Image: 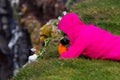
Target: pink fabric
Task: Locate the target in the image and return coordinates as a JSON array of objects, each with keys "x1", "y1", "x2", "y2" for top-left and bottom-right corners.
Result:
[{"x1": 58, "y1": 13, "x2": 120, "y2": 61}]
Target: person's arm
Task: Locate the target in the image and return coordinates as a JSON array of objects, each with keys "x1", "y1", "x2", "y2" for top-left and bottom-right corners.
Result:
[{"x1": 59, "y1": 39, "x2": 86, "y2": 59}]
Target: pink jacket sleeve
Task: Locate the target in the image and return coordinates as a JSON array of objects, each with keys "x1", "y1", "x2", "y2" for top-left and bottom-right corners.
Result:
[{"x1": 59, "y1": 38, "x2": 86, "y2": 59}]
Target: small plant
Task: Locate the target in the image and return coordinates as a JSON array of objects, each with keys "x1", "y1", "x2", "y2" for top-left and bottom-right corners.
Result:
[{"x1": 37, "y1": 38, "x2": 52, "y2": 58}]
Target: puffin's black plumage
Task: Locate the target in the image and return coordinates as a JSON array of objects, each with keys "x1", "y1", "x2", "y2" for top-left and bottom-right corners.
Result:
[{"x1": 60, "y1": 37, "x2": 70, "y2": 45}]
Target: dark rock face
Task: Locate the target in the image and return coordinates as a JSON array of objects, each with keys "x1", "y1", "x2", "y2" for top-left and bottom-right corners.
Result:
[
  {"x1": 0, "y1": 36, "x2": 13, "y2": 80},
  {"x1": 19, "y1": 0, "x2": 67, "y2": 24},
  {"x1": 0, "y1": 0, "x2": 33, "y2": 79},
  {"x1": 0, "y1": 1, "x2": 13, "y2": 80}
]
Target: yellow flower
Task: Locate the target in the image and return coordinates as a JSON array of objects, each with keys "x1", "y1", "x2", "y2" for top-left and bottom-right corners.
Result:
[{"x1": 40, "y1": 36, "x2": 46, "y2": 42}]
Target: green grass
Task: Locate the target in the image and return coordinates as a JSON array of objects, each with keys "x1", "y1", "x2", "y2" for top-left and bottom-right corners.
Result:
[
  {"x1": 13, "y1": 0, "x2": 120, "y2": 80},
  {"x1": 13, "y1": 57, "x2": 120, "y2": 80},
  {"x1": 71, "y1": 0, "x2": 120, "y2": 35}
]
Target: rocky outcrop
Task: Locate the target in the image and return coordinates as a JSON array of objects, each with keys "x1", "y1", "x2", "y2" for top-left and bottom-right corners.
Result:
[{"x1": 19, "y1": 0, "x2": 67, "y2": 24}]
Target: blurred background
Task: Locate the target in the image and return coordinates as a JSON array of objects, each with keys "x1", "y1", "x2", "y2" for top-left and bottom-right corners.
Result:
[{"x1": 0, "y1": 0, "x2": 81, "y2": 80}]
